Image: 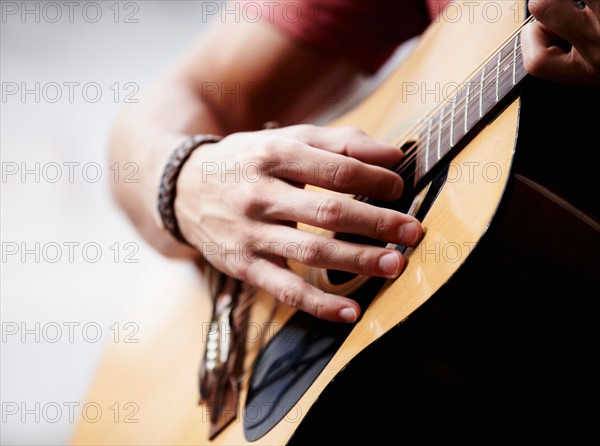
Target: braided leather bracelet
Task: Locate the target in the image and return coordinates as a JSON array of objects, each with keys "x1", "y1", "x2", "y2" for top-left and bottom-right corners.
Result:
[{"x1": 158, "y1": 134, "x2": 223, "y2": 245}]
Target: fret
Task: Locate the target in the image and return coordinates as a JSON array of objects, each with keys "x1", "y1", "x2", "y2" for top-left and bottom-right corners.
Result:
[
  {"x1": 513, "y1": 35, "x2": 527, "y2": 83},
  {"x1": 425, "y1": 118, "x2": 432, "y2": 172},
  {"x1": 479, "y1": 66, "x2": 485, "y2": 118},
  {"x1": 450, "y1": 98, "x2": 456, "y2": 147},
  {"x1": 450, "y1": 83, "x2": 466, "y2": 148},
  {"x1": 495, "y1": 52, "x2": 501, "y2": 102},
  {"x1": 512, "y1": 35, "x2": 518, "y2": 85},
  {"x1": 437, "y1": 106, "x2": 444, "y2": 161},
  {"x1": 499, "y1": 36, "x2": 517, "y2": 102},
  {"x1": 414, "y1": 31, "x2": 527, "y2": 187},
  {"x1": 416, "y1": 118, "x2": 433, "y2": 184},
  {"x1": 464, "y1": 82, "x2": 470, "y2": 134},
  {"x1": 482, "y1": 57, "x2": 499, "y2": 116},
  {"x1": 467, "y1": 79, "x2": 480, "y2": 132}
]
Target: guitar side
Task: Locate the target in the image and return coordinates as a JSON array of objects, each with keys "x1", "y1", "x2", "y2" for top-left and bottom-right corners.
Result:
[{"x1": 71, "y1": 2, "x2": 527, "y2": 444}]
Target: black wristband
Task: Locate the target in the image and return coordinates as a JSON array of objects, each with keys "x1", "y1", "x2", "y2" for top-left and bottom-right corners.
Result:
[{"x1": 158, "y1": 134, "x2": 223, "y2": 245}]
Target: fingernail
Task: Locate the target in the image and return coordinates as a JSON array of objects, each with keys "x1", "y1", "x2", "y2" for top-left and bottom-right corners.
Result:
[
  {"x1": 379, "y1": 252, "x2": 400, "y2": 277},
  {"x1": 399, "y1": 221, "x2": 420, "y2": 245},
  {"x1": 339, "y1": 307, "x2": 357, "y2": 323}
]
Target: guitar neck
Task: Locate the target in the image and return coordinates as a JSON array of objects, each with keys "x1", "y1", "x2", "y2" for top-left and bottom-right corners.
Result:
[{"x1": 414, "y1": 31, "x2": 528, "y2": 188}]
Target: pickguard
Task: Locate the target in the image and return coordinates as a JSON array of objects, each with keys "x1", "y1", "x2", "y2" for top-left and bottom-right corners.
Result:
[{"x1": 243, "y1": 168, "x2": 449, "y2": 441}]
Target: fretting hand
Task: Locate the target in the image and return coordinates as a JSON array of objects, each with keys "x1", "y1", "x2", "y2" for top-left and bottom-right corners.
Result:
[{"x1": 522, "y1": 0, "x2": 600, "y2": 89}]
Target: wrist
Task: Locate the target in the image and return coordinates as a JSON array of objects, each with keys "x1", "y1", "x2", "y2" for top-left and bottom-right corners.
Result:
[{"x1": 157, "y1": 134, "x2": 223, "y2": 246}]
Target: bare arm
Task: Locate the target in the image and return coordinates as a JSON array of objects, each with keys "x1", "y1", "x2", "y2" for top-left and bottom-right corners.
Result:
[
  {"x1": 110, "y1": 1, "x2": 599, "y2": 324},
  {"x1": 109, "y1": 17, "x2": 424, "y2": 323},
  {"x1": 110, "y1": 19, "x2": 359, "y2": 256}
]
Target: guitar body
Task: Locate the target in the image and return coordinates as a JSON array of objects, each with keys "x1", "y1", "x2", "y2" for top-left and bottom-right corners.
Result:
[{"x1": 72, "y1": 1, "x2": 599, "y2": 444}]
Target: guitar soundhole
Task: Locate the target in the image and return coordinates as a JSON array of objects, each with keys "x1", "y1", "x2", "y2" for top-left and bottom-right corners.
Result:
[
  {"x1": 243, "y1": 164, "x2": 449, "y2": 442},
  {"x1": 326, "y1": 141, "x2": 418, "y2": 286}
]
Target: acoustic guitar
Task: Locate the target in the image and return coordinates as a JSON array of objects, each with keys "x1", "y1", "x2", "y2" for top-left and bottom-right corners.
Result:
[{"x1": 72, "y1": 1, "x2": 599, "y2": 444}]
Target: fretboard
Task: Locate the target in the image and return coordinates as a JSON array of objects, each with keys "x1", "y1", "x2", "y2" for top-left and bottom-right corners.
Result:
[{"x1": 415, "y1": 32, "x2": 527, "y2": 186}]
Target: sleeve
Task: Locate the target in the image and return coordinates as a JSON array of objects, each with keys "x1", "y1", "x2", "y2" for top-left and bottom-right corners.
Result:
[{"x1": 255, "y1": 0, "x2": 435, "y2": 74}]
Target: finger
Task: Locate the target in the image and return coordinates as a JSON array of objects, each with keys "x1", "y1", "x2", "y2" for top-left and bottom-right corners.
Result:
[
  {"x1": 264, "y1": 138, "x2": 405, "y2": 201},
  {"x1": 276, "y1": 124, "x2": 404, "y2": 168},
  {"x1": 245, "y1": 258, "x2": 361, "y2": 323},
  {"x1": 528, "y1": 0, "x2": 600, "y2": 52},
  {"x1": 252, "y1": 223, "x2": 406, "y2": 279},
  {"x1": 521, "y1": 22, "x2": 595, "y2": 85},
  {"x1": 582, "y1": 0, "x2": 600, "y2": 15},
  {"x1": 265, "y1": 182, "x2": 423, "y2": 247}
]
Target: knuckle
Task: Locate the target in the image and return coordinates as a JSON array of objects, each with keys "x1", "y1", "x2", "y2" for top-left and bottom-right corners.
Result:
[
  {"x1": 297, "y1": 241, "x2": 323, "y2": 265},
  {"x1": 588, "y1": 50, "x2": 600, "y2": 72},
  {"x1": 289, "y1": 123, "x2": 315, "y2": 136},
  {"x1": 253, "y1": 138, "x2": 280, "y2": 165},
  {"x1": 256, "y1": 137, "x2": 298, "y2": 171},
  {"x1": 527, "y1": 1, "x2": 547, "y2": 20},
  {"x1": 242, "y1": 261, "x2": 264, "y2": 284},
  {"x1": 230, "y1": 262, "x2": 250, "y2": 282},
  {"x1": 328, "y1": 162, "x2": 353, "y2": 189},
  {"x1": 312, "y1": 299, "x2": 328, "y2": 320},
  {"x1": 340, "y1": 125, "x2": 365, "y2": 137},
  {"x1": 315, "y1": 198, "x2": 343, "y2": 227},
  {"x1": 373, "y1": 214, "x2": 391, "y2": 240},
  {"x1": 278, "y1": 284, "x2": 304, "y2": 309},
  {"x1": 328, "y1": 126, "x2": 369, "y2": 154},
  {"x1": 242, "y1": 229, "x2": 263, "y2": 253},
  {"x1": 352, "y1": 250, "x2": 374, "y2": 273},
  {"x1": 238, "y1": 183, "x2": 270, "y2": 217},
  {"x1": 222, "y1": 132, "x2": 248, "y2": 146},
  {"x1": 524, "y1": 55, "x2": 546, "y2": 78}
]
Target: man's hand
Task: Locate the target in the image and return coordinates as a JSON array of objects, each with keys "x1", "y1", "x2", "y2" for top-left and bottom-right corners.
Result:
[
  {"x1": 522, "y1": 0, "x2": 600, "y2": 89},
  {"x1": 175, "y1": 125, "x2": 424, "y2": 323}
]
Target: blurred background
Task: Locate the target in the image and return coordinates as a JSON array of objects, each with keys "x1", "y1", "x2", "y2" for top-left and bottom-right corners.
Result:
[
  {"x1": 1, "y1": 1, "x2": 216, "y2": 444},
  {"x1": 1, "y1": 1, "x2": 414, "y2": 444}
]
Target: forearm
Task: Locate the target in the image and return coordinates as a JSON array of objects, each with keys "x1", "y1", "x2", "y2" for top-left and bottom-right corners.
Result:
[
  {"x1": 109, "y1": 77, "x2": 225, "y2": 258},
  {"x1": 106, "y1": 17, "x2": 428, "y2": 323},
  {"x1": 109, "y1": 18, "x2": 358, "y2": 258}
]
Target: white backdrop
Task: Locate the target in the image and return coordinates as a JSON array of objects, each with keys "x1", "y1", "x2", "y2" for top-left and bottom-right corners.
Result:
[
  {"x1": 0, "y1": 1, "x2": 416, "y2": 444},
  {"x1": 0, "y1": 2, "x2": 217, "y2": 444}
]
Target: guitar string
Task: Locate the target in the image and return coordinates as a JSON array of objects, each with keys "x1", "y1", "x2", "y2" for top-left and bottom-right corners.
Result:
[
  {"x1": 351, "y1": 45, "x2": 526, "y2": 205},
  {"x1": 233, "y1": 19, "x2": 535, "y2": 348},
  {"x1": 351, "y1": 16, "x2": 535, "y2": 204},
  {"x1": 395, "y1": 17, "x2": 534, "y2": 178},
  {"x1": 206, "y1": 10, "x2": 585, "y2": 417},
  {"x1": 394, "y1": 15, "x2": 534, "y2": 154},
  {"x1": 395, "y1": 45, "x2": 526, "y2": 182}
]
